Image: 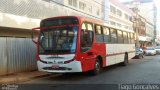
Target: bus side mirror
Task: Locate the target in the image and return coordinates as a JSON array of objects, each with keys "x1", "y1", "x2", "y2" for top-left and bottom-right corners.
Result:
[
  {"x1": 32, "y1": 28, "x2": 40, "y2": 44},
  {"x1": 32, "y1": 34, "x2": 38, "y2": 44}
]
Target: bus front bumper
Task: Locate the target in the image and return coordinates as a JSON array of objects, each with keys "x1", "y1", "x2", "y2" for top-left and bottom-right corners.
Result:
[{"x1": 37, "y1": 60, "x2": 82, "y2": 73}]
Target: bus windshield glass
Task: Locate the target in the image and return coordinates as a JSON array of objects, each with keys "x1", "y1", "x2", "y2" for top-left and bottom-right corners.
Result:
[{"x1": 39, "y1": 26, "x2": 78, "y2": 54}]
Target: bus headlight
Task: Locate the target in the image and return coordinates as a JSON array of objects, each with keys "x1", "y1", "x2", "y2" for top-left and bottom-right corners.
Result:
[{"x1": 64, "y1": 59, "x2": 74, "y2": 64}]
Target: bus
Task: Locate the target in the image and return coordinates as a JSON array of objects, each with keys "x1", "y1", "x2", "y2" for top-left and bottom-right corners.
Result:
[{"x1": 32, "y1": 16, "x2": 135, "y2": 75}]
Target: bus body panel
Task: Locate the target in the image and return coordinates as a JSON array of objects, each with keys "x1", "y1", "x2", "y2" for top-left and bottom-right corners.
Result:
[
  {"x1": 106, "y1": 44, "x2": 135, "y2": 66},
  {"x1": 75, "y1": 43, "x2": 106, "y2": 72}
]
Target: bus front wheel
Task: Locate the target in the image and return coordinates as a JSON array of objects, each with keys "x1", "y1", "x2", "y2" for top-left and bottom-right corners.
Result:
[{"x1": 92, "y1": 58, "x2": 101, "y2": 75}]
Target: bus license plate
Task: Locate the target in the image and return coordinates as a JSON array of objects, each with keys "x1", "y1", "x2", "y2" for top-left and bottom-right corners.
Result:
[{"x1": 51, "y1": 65, "x2": 59, "y2": 69}]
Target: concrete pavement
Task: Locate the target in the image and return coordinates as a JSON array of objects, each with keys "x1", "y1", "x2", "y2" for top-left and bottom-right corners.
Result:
[{"x1": 0, "y1": 71, "x2": 51, "y2": 84}]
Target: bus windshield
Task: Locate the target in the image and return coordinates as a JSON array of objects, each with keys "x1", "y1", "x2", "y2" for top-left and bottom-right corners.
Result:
[{"x1": 39, "y1": 26, "x2": 78, "y2": 54}]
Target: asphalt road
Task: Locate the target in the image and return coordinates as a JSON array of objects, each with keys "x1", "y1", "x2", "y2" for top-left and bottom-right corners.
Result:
[{"x1": 19, "y1": 55, "x2": 160, "y2": 90}]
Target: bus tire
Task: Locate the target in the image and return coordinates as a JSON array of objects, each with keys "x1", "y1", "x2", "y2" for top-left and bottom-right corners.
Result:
[
  {"x1": 121, "y1": 53, "x2": 128, "y2": 66},
  {"x1": 92, "y1": 58, "x2": 101, "y2": 75}
]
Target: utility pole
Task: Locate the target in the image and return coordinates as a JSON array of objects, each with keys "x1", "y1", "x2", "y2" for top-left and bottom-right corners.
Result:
[
  {"x1": 153, "y1": 4, "x2": 157, "y2": 46},
  {"x1": 132, "y1": 2, "x2": 140, "y2": 48},
  {"x1": 135, "y1": 12, "x2": 139, "y2": 47}
]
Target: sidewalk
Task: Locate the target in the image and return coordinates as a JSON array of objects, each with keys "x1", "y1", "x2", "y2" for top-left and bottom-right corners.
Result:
[{"x1": 0, "y1": 71, "x2": 51, "y2": 84}]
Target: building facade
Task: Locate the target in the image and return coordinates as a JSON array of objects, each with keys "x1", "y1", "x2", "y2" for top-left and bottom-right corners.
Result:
[
  {"x1": 108, "y1": 0, "x2": 134, "y2": 33},
  {"x1": 0, "y1": 0, "x2": 107, "y2": 33},
  {"x1": 124, "y1": 0, "x2": 155, "y2": 47}
]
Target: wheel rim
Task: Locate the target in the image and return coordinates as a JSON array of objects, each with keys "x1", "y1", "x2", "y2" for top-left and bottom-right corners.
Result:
[{"x1": 95, "y1": 61, "x2": 100, "y2": 72}]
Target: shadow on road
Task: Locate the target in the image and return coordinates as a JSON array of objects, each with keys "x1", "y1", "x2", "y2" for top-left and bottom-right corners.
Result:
[{"x1": 44, "y1": 64, "x2": 122, "y2": 82}]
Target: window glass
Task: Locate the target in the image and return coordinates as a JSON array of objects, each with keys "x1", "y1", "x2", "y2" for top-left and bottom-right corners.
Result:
[
  {"x1": 110, "y1": 5, "x2": 116, "y2": 14},
  {"x1": 131, "y1": 33, "x2": 133, "y2": 38},
  {"x1": 68, "y1": 0, "x2": 77, "y2": 7},
  {"x1": 128, "y1": 33, "x2": 131, "y2": 44},
  {"x1": 110, "y1": 29, "x2": 117, "y2": 43},
  {"x1": 88, "y1": 5, "x2": 92, "y2": 13},
  {"x1": 73, "y1": 0, "x2": 77, "y2": 7},
  {"x1": 79, "y1": 1, "x2": 86, "y2": 10},
  {"x1": 80, "y1": 23, "x2": 93, "y2": 52},
  {"x1": 87, "y1": 23, "x2": 93, "y2": 31},
  {"x1": 123, "y1": 32, "x2": 128, "y2": 44},
  {"x1": 103, "y1": 27, "x2": 110, "y2": 35},
  {"x1": 68, "y1": 0, "x2": 72, "y2": 6},
  {"x1": 82, "y1": 23, "x2": 86, "y2": 29},
  {"x1": 131, "y1": 33, "x2": 135, "y2": 44},
  {"x1": 97, "y1": 9, "x2": 100, "y2": 16},
  {"x1": 117, "y1": 9, "x2": 122, "y2": 17},
  {"x1": 39, "y1": 27, "x2": 78, "y2": 54},
  {"x1": 95, "y1": 25, "x2": 103, "y2": 42},
  {"x1": 95, "y1": 25, "x2": 102, "y2": 34},
  {"x1": 117, "y1": 30, "x2": 123, "y2": 43},
  {"x1": 103, "y1": 27, "x2": 110, "y2": 43}
]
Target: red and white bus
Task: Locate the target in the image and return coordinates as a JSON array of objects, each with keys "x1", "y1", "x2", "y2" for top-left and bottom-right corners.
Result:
[{"x1": 32, "y1": 16, "x2": 135, "y2": 75}]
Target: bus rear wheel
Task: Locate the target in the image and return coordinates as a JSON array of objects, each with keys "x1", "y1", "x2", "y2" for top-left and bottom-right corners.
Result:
[
  {"x1": 92, "y1": 58, "x2": 101, "y2": 75},
  {"x1": 121, "y1": 53, "x2": 128, "y2": 66}
]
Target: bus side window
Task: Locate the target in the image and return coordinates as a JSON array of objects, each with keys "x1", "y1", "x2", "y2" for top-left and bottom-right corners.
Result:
[
  {"x1": 131, "y1": 33, "x2": 135, "y2": 44},
  {"x1": 128, "y1": 33, "x2": 131, "y2": 44},
  {"x1": 103, "y1": 27, "x2": 110, "y2": 43},
  {"x1": 81, "y1": 23, "x2": 86, "y2": 47},
  {"x1": 80, "y1": 23, "x2": 93, "y2": 52},
  {"x1": 110, "y1": 29, "x2": 117, "y2": 43},
  {"x1": 133, "y1": 34, "x2": 135, "y2": 43},
  {"x1": 86, "y1": 23, "x2": 93, "y2": 46},
  {"x1": 123, "y1": 32, "x2": 128, "y2": 44},
  {"x1": 117, "y1": 30, "x2": 123, "y2": 44},
  {"x1": 95, "y1": 25, "x2": 103, "y2": 43}
]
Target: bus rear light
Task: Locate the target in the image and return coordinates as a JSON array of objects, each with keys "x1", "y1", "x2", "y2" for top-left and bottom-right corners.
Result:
[{"x1": 64, "y1": 59, "x2": 74, "y2": 64}]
